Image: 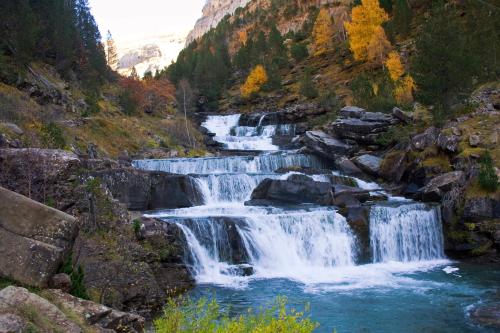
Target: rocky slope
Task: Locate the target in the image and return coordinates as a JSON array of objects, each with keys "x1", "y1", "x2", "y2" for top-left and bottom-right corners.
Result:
[{"x1": 186, "y1": 0, "x2": 252, "y2": 44}]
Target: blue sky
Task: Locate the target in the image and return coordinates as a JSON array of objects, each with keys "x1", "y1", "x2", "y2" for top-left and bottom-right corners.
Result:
[{"x1": 89, "y1": 0, "x2": 206, "y2": 40}]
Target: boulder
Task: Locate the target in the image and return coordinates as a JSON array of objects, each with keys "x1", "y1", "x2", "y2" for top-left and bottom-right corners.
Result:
[
  {"x1": 0, "y1": 122, "x2": 24, "y2": 135},
  {"x1": 411, "y1": 127, "x2": 439, "y2": 151},
  {"x1": 94, "y1": 168, "x2": 204, "y2": 210},
  {"x1": 44, "y1": 289, "x2": 145, "y2": 332},
  {"x1": 437, "y1": 132, "x2": 460, "y2": 153},
  {"x1": 352, "y1": 154, "x2": 382, "y2": 176},
  {"x1": 0, "y1": 286, "x2": 82, "y2": 333},
  {"x1": 0, "y1": 187, "x2": 78, "y2": 288},
  {"x1": 469, "y1": 134, "x2": 481, "y2": 147},
  {"x1": 418, "y1": 171, "x2": 465, "y2": 202},
  {"x1": 379, "y1": 149, "x2": 409, "y2": 182},
  {"x1": 341, "y1": 206, "x2": 371, "y2": 263},
  {"x1": 301, "y1": 131, "x2": 356, "y2": 160},
  {"x1": 336, "y1": 157, "x2": 367, "y2": 178},
  {"x1": 392, "y1": 107, "x2": 413, "y2": 123},
  {"x1": 339, "y1": 106, "x2": 366, "y2": 119},
  {"x1": 248, "y1": 175, "x2": 334, "y2": 205}
]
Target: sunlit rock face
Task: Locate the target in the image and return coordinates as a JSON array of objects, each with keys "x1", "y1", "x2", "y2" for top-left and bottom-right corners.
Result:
[{"x1": 186, "y1": 0, "x2": 252, "y2": 44}]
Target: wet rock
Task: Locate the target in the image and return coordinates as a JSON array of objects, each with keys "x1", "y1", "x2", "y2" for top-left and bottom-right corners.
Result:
[
  {"x1": 0, "y1": 187, "x2": 78, "y2": 288},
  {"x1": 341, "y1": 206, "x2": 371, "y2": 263},
  {"x1": 379, "y1": 149, "x2": 409, "y2": 183},
  {"x1": 352, "y1": 154, "x2": 382, "y2": 176},
  {"x1": 274, "y1": 166, "x2": 332, "y2": 175},
  {"x1": 411, "y1": 127, "x2": 439, "y2": 151},
  {"x1": 336, "y1": 157, "x2": 367, "y2": 178},
  {"x1": 249, "y1": 175, "x2": 334, "y2": 205},
  {"x1": 301, "y1": 130, "x2": 357, "y2": 160},
  {"x1": 94, "y1": 168, "x2": 204, "y2": 210},
  {"x1": 470, "y1": 303, "x2": 500, "y2": 329},
  {"x1": 418, "y1": 171, "x2": 465, "y2": 202},
  {"x1": 49, "y1": 273, "x2": 72, "y2": 293},
  {"x1": 333, "y1": 185, "x2": 372, "y2": 204}
]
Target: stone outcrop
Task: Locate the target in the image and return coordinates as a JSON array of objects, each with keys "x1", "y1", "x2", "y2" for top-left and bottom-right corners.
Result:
[
  {"x1": 418, "y1": 171, "x2": 465, "y2": 202},
  {"x1": 186, "y1": 0, "x2": 252, "y2": 44},
  {"x1": 247, "y1": 174, "x2": 334, "y2": 206},
  {"x1": 94, "y1": 168, "x2": 204, "y2": 210},
  {"x1": 301, "y1": 130, "x2": 357, "y2": 160},
  {"x1": 0, "y1": 286, "x2": 145, "y2": 332},
  {"x1": 352, "y1": 154, "x2": 383, "y2": 176},
  {"x1": 0, "y1": 187, "x2": 78, "y2": 288}
]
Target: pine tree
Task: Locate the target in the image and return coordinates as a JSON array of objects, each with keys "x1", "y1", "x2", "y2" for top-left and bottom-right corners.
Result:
[
  {"x1": 345, "y1": 0, "x2": 389, "y2": 61},
  {"x1": 241, "y1": 65, "x2": 268, "y2": 98},
  {"x1": 393, "y1": 0, "x2": 412, "y2": 37},
  {"x1": 300, "y1": 68, "x2": 318, "y2": 99},
  {"x1": 106, "y1": 30, "x2": 118, "y2": 70},
  {"x1": 311, "y1": 8, "x2": 334, "y2": 56},
  {"x1": 130, "y1": 67, "x2": 138, "y2": 79}
]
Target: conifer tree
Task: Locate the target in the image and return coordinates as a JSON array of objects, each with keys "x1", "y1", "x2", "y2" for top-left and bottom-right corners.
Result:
[
  {"x1": 311, "y1": 8, "x2": 334, "y2": 56},
  {"x1": 106, "y1": 30, "x2": 118, "y2": 70},
  {"x1": 300, "y1": 68, "x2": 318, "y2": 99},
  {"x1": 345, "y1": 0, "x2": 389, "y2": 61},
  {"x1": 130, "y1": 67, "x2": 138, "y2": 79},
  {"x1": 393, "y1": 0, "x2": 412, "y2": 37}
]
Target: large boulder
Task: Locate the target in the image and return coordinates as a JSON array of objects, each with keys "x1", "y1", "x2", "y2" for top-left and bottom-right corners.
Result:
[
  {"x1": 94, "y1": 168, "x2": 204, "y2": 210},
  {"x1": 352, "y1": 154, "x2": 383, "y2": 176},
  {"x1": 411, "y1": 127, "x2": 439, "y2": 151},
  {"x1": 301, "y1": 130, "x2": 356, "y2": 160},
  {"x1": 0, "y1": 187, "x2": 78, "y2": 288},
  {"x1": 248, "y1": 174, "x2": 334, "y2": 206},
  {"x1": 418, "y1": 171, "x2": 465, "y2": 202},
  {"x1": 463, "y1": 195, "x2": 500, "y2": 221},
  {"x1": 340, "y1": 206, "x2": 371, "y2": 263},
  {"x1": 330, "y1": 118, "x2": 388, "y2": 144}
]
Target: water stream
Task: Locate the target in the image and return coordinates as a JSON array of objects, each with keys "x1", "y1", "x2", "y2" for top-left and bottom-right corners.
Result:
[{"x1": 134, "y1": 114, "x2": 498, "y2": 332}]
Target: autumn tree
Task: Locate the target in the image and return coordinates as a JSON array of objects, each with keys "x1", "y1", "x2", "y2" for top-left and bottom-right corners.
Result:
[
  {"x1": 386, "y1": 51, "x2": 414, "y2": 104},
  {"x1": 385, "y1": 51, "x2": 404, "y2": 81},
  {"x1": 240, "y1": 65, "x2": 268, "y2": 98},
  {"x1": 367, "y1": 26, "x2": 392, "y2": 66},
  {"x1": 106, "y1": 30, "x2": 118, "y2": 70},
  {"x1": 311, "y1": 8, "x2": 334, "y2": 56},
  {"x1": 345, "y1": 0, "x2": 389, "y2": 61}
]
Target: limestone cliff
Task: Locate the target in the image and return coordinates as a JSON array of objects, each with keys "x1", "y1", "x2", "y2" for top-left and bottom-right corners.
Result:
[{"x1": 186, "y1": 0, "x2": 252, "y2": 44}]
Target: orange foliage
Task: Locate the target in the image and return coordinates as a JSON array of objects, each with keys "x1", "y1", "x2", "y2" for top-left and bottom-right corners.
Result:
[
  {"x1": 394, "y1": 75, "x2": 415, "y2": 104},
  {"x1": 240, "y1": 65, "x2": 268, "y2": 98},
  {"x1": 238, "y1": 30, "x2": 248, "y2": 46},
  {"x1": 386, "y1": 51, "x2": 405, "y2": 81},
  {"x1": 367, "y1": 26, "x2": 392, "y2": 66},
  {"x1": 311, "y1": 8, "x2": 334, "y2": 56},
  {"x1": 119, "y1": 76, "x2": 175, "y2": 113}
]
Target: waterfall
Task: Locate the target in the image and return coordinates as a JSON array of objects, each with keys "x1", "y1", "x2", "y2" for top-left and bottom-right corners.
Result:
[
  {"x1": 137, "y1": 114, "x2": 447, "y2": 287},
  {"x1": 370, "y1": 203, "x2": 445, "y2": 263}
]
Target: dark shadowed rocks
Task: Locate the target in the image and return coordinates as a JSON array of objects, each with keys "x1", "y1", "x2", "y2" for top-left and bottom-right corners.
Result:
[
  {"x1": 301, "y1": 130, "x2": 357, "y2": 160},
  {"x1": 418, "y1": 171, "x2": 465, "y2": 202}
]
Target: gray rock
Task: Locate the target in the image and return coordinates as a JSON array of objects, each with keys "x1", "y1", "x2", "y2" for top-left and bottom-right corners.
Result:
[
  {"x1": 418, "y1": 171, "x2": 465, "y2": 202},
  {"x1": 437, "y1": 132, "x2": 460, "y2": 153},
  {"x1": 469, "y1": 134, "x2": 481, "y2": 147},
  {"x1": 411, "y1": 127, "x2": 439, "y2": 151},
  {"x1": 0, "y1": 122, "x2": 24, "y2": 135},
  {"x1": 0, "y1": 187, "x2": 78, "y2": 288},
  {"x1": 463, "y1": 196, "x2": 500, "y2": 221},
  {"x1": 249, "y1": 175, "x2": 334, "y2": 205},
  {"x1": 301, "y1": 131, "x2": 357, "y2": 160},
  {"x1": 352, "y1": 154, "x2": 382, "y2": 176},
  {"x1": 336, "y1": 157, "x2": 367, "y2": 178},
  {"x1": 339, "y1": 106, "x2": 366, "y2": 119},
  {"x1": 392, "y1": 107, "x2": 413, "y2": 123}
]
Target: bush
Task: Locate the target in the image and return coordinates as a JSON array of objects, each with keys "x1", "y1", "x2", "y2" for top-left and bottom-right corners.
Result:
[
  {"x1": 300, "y1": 68, "x2": 318, "y2": 99},
  {"x1": 318, "y1": 89, "x2": 340, "y2": 111},
  {"x1": 154, "y1": 296, "x2": 319, "y2": 333},
  {"x1": 41, "y1": 122, "x2": 66, "y2": 149},
  {"x1": 59, "y1": 254, "x2": 89, "y2": 300},
  {"x1": 478, "y1": 151, "x2": 499, "y2": 192}
]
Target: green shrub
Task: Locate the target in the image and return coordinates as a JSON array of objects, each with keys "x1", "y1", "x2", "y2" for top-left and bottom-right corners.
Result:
[
  {"x1": 291, "y1": 43, "x2": 309, "y2": 62},
  {"x1": 318, "y1": 89, "x2": 340, "y2": 112},
  {"x1": 59, "y1": 254, "x2": 89, "y2": 300},
  {"x1": 300, "y1": 68, "x2": 318, "y2": 99},
  {"x1": 154, "y1": 296, "x2": 319, "y2": 333},
  {"x1": 478, "y1": 151, "x2": 499, "y2": 192},
  {"x1": 133, "y1": 219, "x2": 141, "y2": 235},
  {"x1": 41, "y1": 122, "x2": 66, "y2": 149}
]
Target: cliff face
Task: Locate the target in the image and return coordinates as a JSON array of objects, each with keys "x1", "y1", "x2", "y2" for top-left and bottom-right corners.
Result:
[{"x1": 186, "y1": 0, "x2": 252, "y2": 44}]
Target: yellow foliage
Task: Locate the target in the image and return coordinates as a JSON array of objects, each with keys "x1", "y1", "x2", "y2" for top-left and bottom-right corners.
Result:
[
  {"x1": 238, "y1": 30, "x2": 248, "y2": 45},
  {"x1": 240, "y1": 65, "x2": 268, "y2": 98},
  {"x1": 367, "y1": 26, "x2": 392, "y2": 65},
  {"x1": 386, "y1": 51, "x2": 405, "y2": 81},
  {"x1": 394, "y1": 75, "x2": 416, "y2": 104},
  {"x1": 344, "y1": 0, "x2": 389, "y2": 61},
  {"x1": 311, "y1": 8, "x2": 334, "y2": 56}
]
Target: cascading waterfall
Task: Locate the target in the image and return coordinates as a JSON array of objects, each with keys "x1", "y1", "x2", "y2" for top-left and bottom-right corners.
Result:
[
  {"x1": 370, "y1": 203, "x2": 445, "y2": 262},
  {"x1": 137, "y1": 113, "x2": 447, "y2": 287}
]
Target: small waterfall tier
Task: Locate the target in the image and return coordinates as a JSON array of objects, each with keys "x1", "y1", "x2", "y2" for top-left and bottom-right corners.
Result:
[
  {"x1": 201, "y1": 114, "x2": 297, "y2": 151},
  {"x1": 370, "y1": 203, "x2": 445, "y2": 263},
  {"x1": 135, "y1": 114, "x2": 447, "y2": 287}
]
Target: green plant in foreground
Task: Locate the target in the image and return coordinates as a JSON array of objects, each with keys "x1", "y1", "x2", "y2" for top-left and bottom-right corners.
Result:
[
  {"x1": 154, "y1": 296, "x2": 319, "y2": 333},
  {"x1": 478, "y1": 151, "x2": 499, "y2": 192}
]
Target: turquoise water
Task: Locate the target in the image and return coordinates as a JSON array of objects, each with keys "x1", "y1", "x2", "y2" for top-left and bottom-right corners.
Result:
[{"x1": 188, "y1": 262, "x2": 500, "y2": 333}]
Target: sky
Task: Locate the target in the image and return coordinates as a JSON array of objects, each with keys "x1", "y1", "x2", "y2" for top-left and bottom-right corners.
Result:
[{"x1": 88, "y1": 0, "x2": 206, "y2": 42}]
